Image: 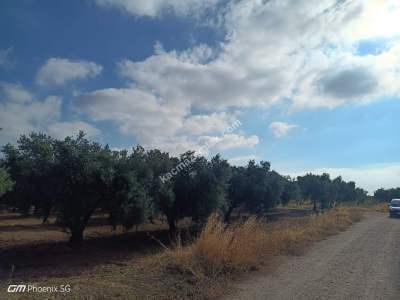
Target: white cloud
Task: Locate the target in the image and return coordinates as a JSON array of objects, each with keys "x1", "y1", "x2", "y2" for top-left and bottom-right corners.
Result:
[
  {"x1": 95, "y1": 0, "x2": 221, "y2": 18},
  {"x1": 281, "y1": 163, "x2": 400, "y2": 195},
  {"x1": 74, "y1": 87, "x2": 257, "y2": 155},
  {"x1": 115, "y1": 1, "x2": 400, "y2": 112},
  {"x1": 75, "y1": 88, "x2": 188, "y2": 146},
  {"x1": 36, "y1": 58, "x2": 103, "y2": 86},
  {"x1": 0, "y1": 93, "x2": 62, "y2": 145},
  {"x1": 0, "y1": 82, "x2": 32, "y2": 103},
  {"x1": 117, "y1": 44, "x2": 286, "y2": 110},
  {"x1": 269, "y1": 122, "x2": 298, "y2": 138},
  {"x1": 47, "y1": 121, "x2": 101, "y2": 139},
  {"x1": 179, "y1": 112, "x2": 237, "y2": 136},
  {"x1": 291, "y1": 44, "x2": 400, "y2": 109},
  {"x1": 341, "y1": 0, "x2": 400, "y2": 41},
  {"x1": 0, "y1": 82, "x2": 102, "y2": 146},
  {"x1": 200, "y1": 133, "x2": 259, "y2": 151}
]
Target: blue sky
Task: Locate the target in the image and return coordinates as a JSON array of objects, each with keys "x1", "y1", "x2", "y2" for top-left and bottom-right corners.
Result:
[{"x1": 1, "y1": 0, "x2": 400, "y2": 193}]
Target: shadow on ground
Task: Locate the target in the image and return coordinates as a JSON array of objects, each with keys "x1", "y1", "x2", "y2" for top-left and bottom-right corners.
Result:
[{"x1": 0, "y1": 228, "x2": 171, "y2": 281}]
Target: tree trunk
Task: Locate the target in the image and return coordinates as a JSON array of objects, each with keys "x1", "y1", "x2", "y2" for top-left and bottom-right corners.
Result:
[
  {"x1": 42, "y1": 208, "x2": 50, "y2": 224},
  {"x1": 42, "y1": 214, "x2": 48, "y2": 224},
  {"x1": 69, "y1": 229, "x2": 84, "y2": 248},
  {"x1": 167, "y1": 214, "x2": 177, "y2": 235},
  {"x1": 224, "y1": 206, "x2": 234, "y2": 223}
]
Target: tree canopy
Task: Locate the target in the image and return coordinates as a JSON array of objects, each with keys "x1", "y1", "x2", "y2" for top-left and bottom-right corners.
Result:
[{"x1": 374, "y1": 188, "x2": 400, "y2": 203}]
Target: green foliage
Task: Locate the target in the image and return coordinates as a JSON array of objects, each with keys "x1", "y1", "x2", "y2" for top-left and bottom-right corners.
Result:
[
  {"x1": 281, "y1": 177, "x2": 301, "y2": 205},
  {"x1": 0, "y1": 167, "x2": 13, "y2": 197},
  {"x1": 164, "y1": 152, "x2": 231, "y2": 231},
  {"x1": 1, "y1": 133, "x2": 56, "y2": 219},
  {"x1": 374, "y1": 188, "x2": 400, "y2": 202},
  {"x1": 226, "y1": 160, "x2": 284, "y2": 221},
  {"x1": 297, "y1": 173, "x2": 368, "y2": 210},
  {"x1": 107, "y1": 150, "x2": 151, "y2": 230},
  {"x1": 1, "y1": 132, "x2": 152, "y2": 246},
  {"x1": 188, "y1": 154, "x2": 230, "y2": 223},
  {"x1": 52, "y1": 132, "x2": 115, "y2": 245}
]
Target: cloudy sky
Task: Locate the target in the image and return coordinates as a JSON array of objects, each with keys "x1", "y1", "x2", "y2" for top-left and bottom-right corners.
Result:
[{"x1": 1, "y1": 0, "x2": 400, "y2": 193}]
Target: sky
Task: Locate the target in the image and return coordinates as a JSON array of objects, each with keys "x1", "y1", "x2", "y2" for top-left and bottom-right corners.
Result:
[{"x1": 1, "y1": 0, "x2": 400, "y2": 193}]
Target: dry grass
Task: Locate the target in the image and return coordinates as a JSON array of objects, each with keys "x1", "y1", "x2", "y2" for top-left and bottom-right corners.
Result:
[
  {"x1": 283, "y1": 201, "x2": 314, "y2": 209},
  {"x1": 164, "y1": 206, "x2": 364, "y2": 282},
  {"x1": 370, "y1": 202, "x2": 389, "y2": 213},
  {"x1": 0, "y1": 207, "x2": 365, "y2": 300},
  {"x1": 164, "y1": 216, "x2": 272, "y2": 278}
]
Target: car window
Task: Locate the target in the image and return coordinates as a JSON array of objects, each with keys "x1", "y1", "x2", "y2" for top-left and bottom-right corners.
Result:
[{"x1": 391, "y1": 200, "x2": 400, "y2": 207}]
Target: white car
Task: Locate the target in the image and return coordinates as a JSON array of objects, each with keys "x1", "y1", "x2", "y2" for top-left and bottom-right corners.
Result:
[{"x1": 389, "y1": 199, "x2": 400, "y2": 218}]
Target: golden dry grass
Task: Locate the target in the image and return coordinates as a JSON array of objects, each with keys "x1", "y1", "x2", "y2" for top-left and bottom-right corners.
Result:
[
  {"x1": 0, "y1": 207, "x2": 365, "y2": 300},
  {"x1": 370, "y1": 202, "x2": 389, "y2": 213},
  {"x1": 283, "y1": 201, "x2": 314, "y2": 209},
  {"x1": 164, "y1": 207, "x2": 364, "y2": 281},
  {"x1": 164, "y1": 216, "x2": 272, "y2": 278}
]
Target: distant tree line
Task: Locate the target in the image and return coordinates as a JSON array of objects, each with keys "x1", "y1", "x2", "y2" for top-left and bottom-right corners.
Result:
[
  {"x1": 374, "y1": 188, "x2": 400, "y2": 203},
  {"x1": 297, "y1": 173, "x2": 368, "y2": 211},
  {"x1": 0, "y1": 132, "x2": 369, "y2": 247}
]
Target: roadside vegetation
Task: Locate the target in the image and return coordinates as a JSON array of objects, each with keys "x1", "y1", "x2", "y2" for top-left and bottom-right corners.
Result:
[
  {"x1": 370, "y1": 202, "x2": 389, "y2": 213},
  {"x1": 160, "y1": 207, "x2": 365, "y2": 297},
  {"x1": 173, "y1": 207, "x2": 364, "y2": 274}
]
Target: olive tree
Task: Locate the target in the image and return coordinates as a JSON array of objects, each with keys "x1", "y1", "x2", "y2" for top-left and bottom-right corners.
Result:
[
  {"x1": 106, "y1": 150, "x2": 151, "y2": 231},
  {"x1": 1, "y1": 133, "x2": 56, "y2": 220},
  {"x1": 225, "y1": 160, "x2": 284, "y2": 221},
  {"x1": 52, "y1": 132, "x2": 115, "y2": 246}
]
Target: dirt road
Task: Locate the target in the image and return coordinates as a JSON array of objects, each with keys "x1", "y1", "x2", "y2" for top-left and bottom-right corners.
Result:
[{"x1": 228, "y1": 213, "x2": 400, "y2": 300}]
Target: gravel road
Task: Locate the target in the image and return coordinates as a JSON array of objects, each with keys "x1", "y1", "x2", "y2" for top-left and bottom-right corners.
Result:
[{"x1": 227, "y1": 213, "x2": 400, "y2": 300}]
